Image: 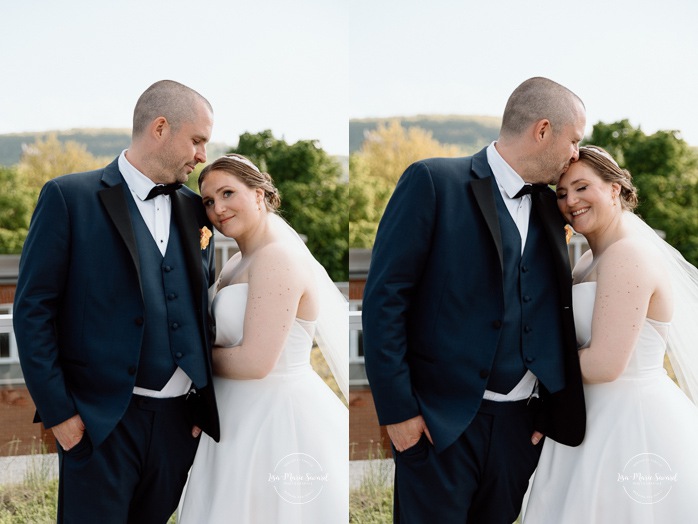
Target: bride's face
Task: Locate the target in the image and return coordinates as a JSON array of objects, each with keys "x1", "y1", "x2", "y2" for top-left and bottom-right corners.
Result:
[
  {"x1": 556, "y1": 161, "x2": 620, "y2": 235},
  {"x1": 200, "y1": 170, "x2": 264, "y2": 238}
]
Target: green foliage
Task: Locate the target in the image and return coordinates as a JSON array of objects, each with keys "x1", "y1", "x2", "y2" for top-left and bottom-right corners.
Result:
[
  {"x1": 348, "y1": 154, "x2": 393, "y2": 249},
  {"x1": 590, "y1": 120, "x2": 698, "y2": 264},
  {"x1": 18, "y1": 134, "x2": 107, "y2": 198},
  {"x1": 0, "y1": 478, "x2": 58, "y2": 524},
  {"x1": 0, "y1": 134, "x2": 107, "y2": 253},
  {"x1": 231, "y1": 130, "x2": 348, "y2": 281},
  {"x1": 349, "y1": 121, "x2": 462, "y2": 248},
  {"x1": 0, "y1": 166, "x2": 32, "y2": 254}
]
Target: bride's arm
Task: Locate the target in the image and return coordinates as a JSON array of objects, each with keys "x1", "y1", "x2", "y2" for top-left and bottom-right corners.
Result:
[
  {"x1": 212, "y1": 244, "x2": 308, "y2": 380},
  {"x1": 579, "y1": 239, "x2": 656, "y2": 383}
]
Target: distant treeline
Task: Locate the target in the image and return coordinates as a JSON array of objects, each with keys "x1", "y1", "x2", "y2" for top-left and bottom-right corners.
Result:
[
  {"x1": 0, "y1": 129, "x2": 235, "y2": 167},
  {"x1": 349, "y1": 115, "x2": 501, "y2": 153},
  {"x1": 0, "y1": 129, "x2": 132, "y2": 166}
]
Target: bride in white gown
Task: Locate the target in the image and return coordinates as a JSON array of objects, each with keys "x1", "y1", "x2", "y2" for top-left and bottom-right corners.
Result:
[
  {"x1": 178, "y1": 154, "x2": 349, "y2": 523},
  {"x1": 523, "y1": 146, "x2": 698, "y2": 522}
]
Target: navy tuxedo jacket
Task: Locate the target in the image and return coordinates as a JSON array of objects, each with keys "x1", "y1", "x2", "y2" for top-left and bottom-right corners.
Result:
[
  {"x1": 363, "y1": 148, "x2": 585, "y2": 453},
  {"x1": 14, "y1": 158, "x2": 220, "y2": 448}
]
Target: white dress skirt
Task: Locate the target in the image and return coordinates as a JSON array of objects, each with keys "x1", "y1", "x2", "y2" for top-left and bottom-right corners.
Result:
[
  {"x1": 523, "y1": 282, "x2": 698, "y2": 523},
  {"x1": 178, "y1": 284, "x2": 348, "y2": 523}
]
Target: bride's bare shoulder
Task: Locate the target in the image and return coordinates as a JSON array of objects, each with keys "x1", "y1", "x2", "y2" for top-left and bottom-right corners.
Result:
[
  {"x1": 599, "y1": 236, "x2": 666, "y2": 283},
  {"x1": 250, "y1": 241, "x2": 312, "y2": 280}
]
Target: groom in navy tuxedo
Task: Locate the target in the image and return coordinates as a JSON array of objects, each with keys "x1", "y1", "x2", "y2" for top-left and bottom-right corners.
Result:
[
  {"x1": 14, "y1": 80, "x2": 219, "y2": 523},
  {"x1": 363, "y1": 77, "x2": 587, "y2": 523}
]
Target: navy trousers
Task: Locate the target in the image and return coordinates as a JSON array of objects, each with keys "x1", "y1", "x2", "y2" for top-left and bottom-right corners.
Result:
[
  {"x1": 57, "y1": 395, "x2": 199, "y2": 524},
  {"x1": 393, "y1": 399, "x2": 542, "y2": 523}
]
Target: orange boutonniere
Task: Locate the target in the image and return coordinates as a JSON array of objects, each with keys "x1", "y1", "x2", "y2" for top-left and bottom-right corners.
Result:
[
  {"x1": 200, "y1": 226, "x2": 212, "y2": 250},
  {"x1": 564, "y1": 224, "x2": 574, "y2": 244}
]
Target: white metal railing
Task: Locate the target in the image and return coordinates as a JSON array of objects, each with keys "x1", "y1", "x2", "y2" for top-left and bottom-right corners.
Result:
[
  {"x1": 349, "y1": 309, "x2": 368, "y2": 386},
  {"x1": 349, "y1": 310, "x2": 362, "y2": 332},
  {"x1": 0, "y1": 314, "x2": 22, "y2": 385}
]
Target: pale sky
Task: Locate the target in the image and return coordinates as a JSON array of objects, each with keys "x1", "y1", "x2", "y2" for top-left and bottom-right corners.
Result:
[
  {"x1": 2, "y1": 0, "x2": 697, "y2": 157},
  {"x1": 351, "y1": 0, "x2": 698, "y2": 146},
  {"x1": 0, "y1": 0, "x2": 348, "y2": 155}
]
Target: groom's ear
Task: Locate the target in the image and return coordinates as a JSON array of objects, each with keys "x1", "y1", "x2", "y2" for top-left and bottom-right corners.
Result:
[{"x1": 534, "y1": 119, "x2": 552, "y2": 142}]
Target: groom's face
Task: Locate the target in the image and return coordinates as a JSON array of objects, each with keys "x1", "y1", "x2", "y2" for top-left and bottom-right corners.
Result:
[{"x1": 157, "y1": 100, "x2": 214, "y2": 184}]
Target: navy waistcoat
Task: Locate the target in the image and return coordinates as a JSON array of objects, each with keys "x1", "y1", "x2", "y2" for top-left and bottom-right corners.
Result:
[
  {"x1": 487, "y1": 189, "x2": 566, "y2": 394},
  {"x1": 125, "y1": 191, "x2": 208, "y2": 390}
]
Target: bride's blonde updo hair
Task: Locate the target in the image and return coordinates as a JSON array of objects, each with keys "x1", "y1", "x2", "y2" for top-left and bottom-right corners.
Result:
[
  {"x1": 198, "y1": 153, "x2": 281, "y2": 212},
  {"x1": 578, "y1": 146, "x2": 639, "y2": 211}
]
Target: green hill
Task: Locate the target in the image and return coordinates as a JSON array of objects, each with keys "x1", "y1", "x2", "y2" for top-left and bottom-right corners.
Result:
[
  {"x1": 0, "y1": 129, "x2": 237, "y2": 167},
  {"x1": 350, "y1": 114, "x2": 501, "y2": 153},
  {"x1": 0, "y1": 129, "x2": 348, "y2": 180},
  {"x1": 0, "y1": 129, "x2": 134, "y2": 166}
]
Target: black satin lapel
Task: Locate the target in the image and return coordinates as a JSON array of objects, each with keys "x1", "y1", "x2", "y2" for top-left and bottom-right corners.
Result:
[
  {"x1": 171, "y1": 192, "x2": 204, "y2": 308},
  {"x1": 99, "y1": 185, "x2": 141, "y2": 281},
  {"x1": 471, "y1": 177, "x2": 503, "y2": 270},
  {"x1": 533, "y1": 191, "x2": 572, "y2": 292}
]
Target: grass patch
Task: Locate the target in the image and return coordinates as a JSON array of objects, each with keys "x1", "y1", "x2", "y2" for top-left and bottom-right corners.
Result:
[
  {"x1": 0, "y1": 449, "x2": 58, "y2": 524},
  {"x1": 0, "y1": 478, "x2": 59, "y2": 524},
  {"x1": 349, "y1": 480, "x2": 393, "y2": 523},
  {"x1": 350, "y1": 442, "x2": 393, "y2": 523}
]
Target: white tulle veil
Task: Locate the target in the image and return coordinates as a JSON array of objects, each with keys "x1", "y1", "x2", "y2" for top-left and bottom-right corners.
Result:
[
  {"x1": 268, "y1": 213, "x2": 349, "y2": 401},
  {"x1": 625, "y1": 211, "x2": 698, "y2": 402}
]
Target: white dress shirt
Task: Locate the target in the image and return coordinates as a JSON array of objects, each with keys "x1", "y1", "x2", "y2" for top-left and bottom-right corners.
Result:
[
  {"x1": 118, "y1": 151, "x2": 192, "y2": 398},
  {"x1": 483, "y1": 142, "x2": 538, "y2": 402}
]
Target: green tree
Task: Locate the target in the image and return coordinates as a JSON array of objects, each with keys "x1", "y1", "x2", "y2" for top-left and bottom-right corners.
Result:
[
  {"x1": 2, "y1": 134, "x2": 108, "y2": 252},
  {"x1": 349, "y1": 120, "x2": 462, "y2": 248},
  {"x1": 231, "y1": 130, "x2": 348, "y2": 282},
  {"x1": 17, "y1": 133, "x2": 107, "y2": 199},
  {"x1": 590, "y1": 120, "x2": 698, "y2": 264},
  {"x1": 0, "y1": 165, "x2": 33, "y2": 253}
]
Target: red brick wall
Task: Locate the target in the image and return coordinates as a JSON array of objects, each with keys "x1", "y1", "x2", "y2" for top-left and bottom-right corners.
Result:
[
  {"x1": 0, "y1": 285, "x2": 15, "y2": 306},
  {"x1": 348, "y1": 278, "x2": 390, "y2": 460},
  {"x1": 349, "y1": 280, "x2": 365, "y2": 301},
  {"x1": 0, "y1": 386, "x2": 56, "y2": 456},
  {"x1": 349, "y1": 386, "x2": 391, "y2": 460}
]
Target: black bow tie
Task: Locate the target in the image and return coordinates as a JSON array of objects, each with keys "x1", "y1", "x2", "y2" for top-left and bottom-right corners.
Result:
[
  {"x1": 145, "y1": 183, "x2": 182, "y2": 200},
  {"x1": 514, "y1": 184, "x2": 548, "y2": 199}
]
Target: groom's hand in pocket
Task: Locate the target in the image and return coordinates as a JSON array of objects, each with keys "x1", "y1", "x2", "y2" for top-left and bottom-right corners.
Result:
[
  {"x1": 51, "y1": 414, "x2": 85, "y2": 451},
  {"x1": 387, "y1": 415, "x2": 433, "y2": 452},
  {"x1": 531, "y1": 430, "x2": 544, "y2": 445}
]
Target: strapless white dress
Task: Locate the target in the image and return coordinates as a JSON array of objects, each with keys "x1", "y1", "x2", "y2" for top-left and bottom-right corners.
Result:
[
  {"x1": 178, "y1": 284, "x2": 348, "y2": 523},
  {"x1": 524, "y1": 282, "x2": 698, "y2": 523}
]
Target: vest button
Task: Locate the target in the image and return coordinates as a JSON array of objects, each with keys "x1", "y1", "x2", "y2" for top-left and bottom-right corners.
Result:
[
  {"x1": 523, "y1": 295, "x2": 531, "y2": 303},
  {"x1": 175, "y1": 352, "x2": 183, "y2": 359},
  {"x1": 171, "y1": 322, "x2": 179, "y2": 330},
  {"x1": 521, "y1": 266, "x2": 529, "y2": 273},
  {"x1": 525, "y1": 356, "x2": 535, "y2": 363},
  {"x1": 127, "y1": 365, "x2": 137, "y2": 375},
  {"x1": 479, "y1": 369, "x2": 489, "y2": 379},
  {"x1": 167, "y1": 293, "x2": 177, "y2": 300},
  {"x1": 135, "y1": 317, "x2": 144, "y2": 326},
  {"x1": 492, "y1": 320, "x2": 502, "y2": 329},
  {"x1": 164, "y1": 266, "x2": 172, "y2": 272},
  {"x1": 524, "y1": 325, "x2": 532, "y2": 333}
]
